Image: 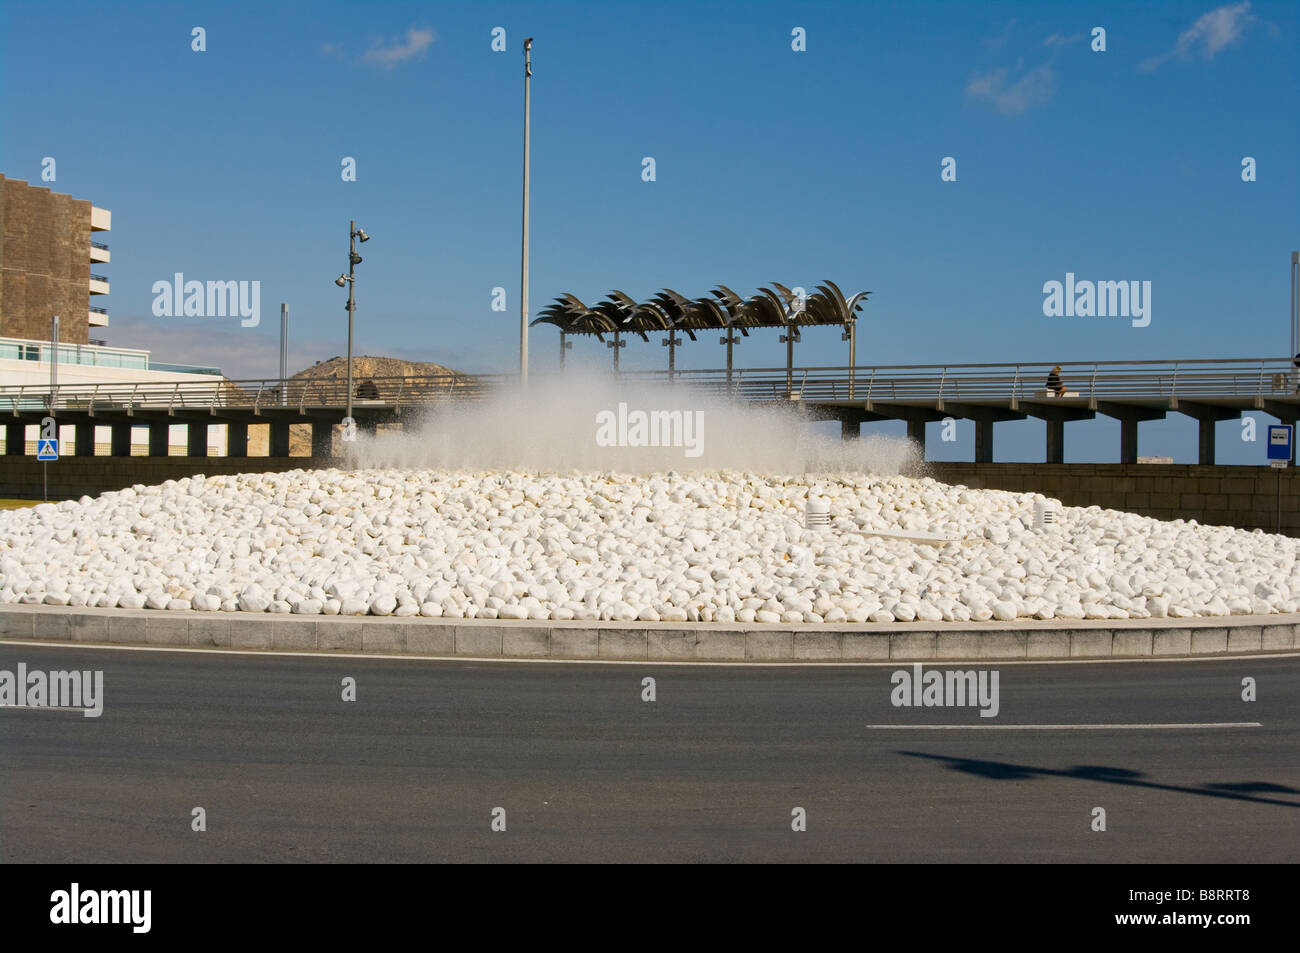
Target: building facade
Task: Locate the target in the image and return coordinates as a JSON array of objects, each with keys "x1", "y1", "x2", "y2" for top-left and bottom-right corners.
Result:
[{"x1": 0, "y1": 174, "x2": 110, "y2": 345}]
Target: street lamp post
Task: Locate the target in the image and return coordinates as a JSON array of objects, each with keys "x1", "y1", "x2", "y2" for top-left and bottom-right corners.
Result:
[
  {"x1": 336, "y1": 221, "x2": 369, "y2": 433},
  {"x1": 520, "y1": 38, "x2": 534, "y2": 388}
]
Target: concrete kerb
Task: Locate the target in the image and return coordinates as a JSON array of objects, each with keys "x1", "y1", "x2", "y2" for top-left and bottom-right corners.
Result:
[{"x1": 0, "y1": 605, "x2": 1297, "y2": 662}]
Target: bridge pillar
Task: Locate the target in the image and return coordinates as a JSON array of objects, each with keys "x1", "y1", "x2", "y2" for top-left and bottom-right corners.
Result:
[
  {"x1": 227, "y1": 422, "x2": 248, "y2": 458},
  {"x1": 74, "y1": 422, "x2": 96, "y2": 456},
  {"x1": 1094, "y1": 403, "x2": 1167, "y2": 465},
  {"x1": 148, "y1": 422, "x2": 169, "y2": 457},
  {"x1": 1120, "y1": 419, "x2": 1139, "y2": 464},
  {"x1": 312, "y1": 421, "x2": 334, "y2": 458},
  {"x1": 187, "y1": 422, "x2": 209, "y2": 458},
  {"x1": 5, "y1": 421, "x2": 25, "y2": 455},
  {"x1": 906, "y1": 419, "x2": 926, "y2": 454},
  {"x1": 1174, "y1": 402, "x2": 1239, "y2": 466},
  {"x1": 269, "y1": 421, "x2": 292, "y2": 457},
  {"x1": 840, "y1": 417, "x2": 860, "y2": 440},
  {"x1": 974, "y1": 419, "x2": 994, "y2": 463},
  {"x1": 110, "y1": 423, "x2": 133, "y2": 457},
  {"x1": 1198, "y1": 418, "x2": 1216, "y2": 466},
  {"x1": 1045, "y1": 419, "x2": 1064, "y2": 464}
]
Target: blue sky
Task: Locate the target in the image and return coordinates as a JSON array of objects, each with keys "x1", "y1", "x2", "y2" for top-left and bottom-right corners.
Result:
[{"x1": 2, "y1": 0, "x2": 1297, "y2": 463}]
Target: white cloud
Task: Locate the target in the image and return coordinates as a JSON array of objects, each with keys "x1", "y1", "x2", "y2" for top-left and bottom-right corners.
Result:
[
  {"x1": 1141, "y1": 1, "x2": 1257, "y2": 71},
  {"x1": 984, "y1": 18, "x2": 1017, "y2": 49},
  {"x1": 1043, "y1": 32, "x2": 1085, "y2": 47},
  {"x1": 103, "y1": 316, "x2": 465, "y2": 381},
  {"x1": 362, "y1": 27, "x2": 435, "y2": 67},
  {"x1": 102, "y1": 316, "x2": 339, "y2": 381},
  {"x1": 966, "y1": 64, "x2": 1055, "y2": 115}
]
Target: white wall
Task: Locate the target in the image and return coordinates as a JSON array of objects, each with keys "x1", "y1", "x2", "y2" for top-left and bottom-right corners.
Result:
[{"x1": 0, "y1": 359, "x2": 215, "y2": 388}]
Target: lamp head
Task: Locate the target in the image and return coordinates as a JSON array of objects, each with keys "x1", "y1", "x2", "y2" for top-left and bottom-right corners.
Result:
[
  {"x1": 356, "y1": 228, "x2": 370, "y2": 243},
  {"x1": 335, "y1": 275, "x2": 347, "y2": 287}
]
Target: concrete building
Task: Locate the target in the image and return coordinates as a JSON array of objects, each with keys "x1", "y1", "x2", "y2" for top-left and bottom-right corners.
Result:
[
  {"x1": 0, "y1": 336, "x2": 227, "y2": 455},
  {"x1": 0, "y1": 177, "x2": 236, "y2": 454},
  {"x1": 0, "y1": 174, "x2": 111, "y2": 343}
]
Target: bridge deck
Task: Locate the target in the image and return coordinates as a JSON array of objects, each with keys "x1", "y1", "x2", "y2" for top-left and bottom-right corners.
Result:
[{"x1": 3, "y1": 357, "x2": 1296, "y2": 464}]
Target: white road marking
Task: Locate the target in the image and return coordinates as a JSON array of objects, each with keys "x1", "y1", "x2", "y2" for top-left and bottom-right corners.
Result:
[
  {"x1": 0, "y1": 639, "x2": 1297, "y2": 668},
  {"x1": 865, "y1": 722, "x2": 1263, "y2": 730},
  {"x1": 0, "y1": 705, "x2": 90, "y2": 713}
]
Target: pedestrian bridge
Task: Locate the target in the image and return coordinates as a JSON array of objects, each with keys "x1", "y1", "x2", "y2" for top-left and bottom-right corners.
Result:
[{"x1": 3, "y1": 357, "x2": 1296, "y2": 464}]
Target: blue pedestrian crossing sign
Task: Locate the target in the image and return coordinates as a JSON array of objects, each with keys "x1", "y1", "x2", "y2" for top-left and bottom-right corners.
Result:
[{"x1": 37, "y1": 438, "x2": 58, "y2": 461}]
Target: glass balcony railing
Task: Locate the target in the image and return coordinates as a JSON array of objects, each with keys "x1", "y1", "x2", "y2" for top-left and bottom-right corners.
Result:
[
  {"x1": 0, "y1": 337, "x2": 221, "y2": 376},
  {"x1": 151, "y1": 362, "x2": 222, "y2": 375},
  {"x1": 90, "y1": 273, "x2": 109, "y2": 282},
  {"x1": 90, "y1": 240, "x2": 109, "y2": 250},
  {"x1": 1, "y1": 338, "x2": 147, "y2": 370}
]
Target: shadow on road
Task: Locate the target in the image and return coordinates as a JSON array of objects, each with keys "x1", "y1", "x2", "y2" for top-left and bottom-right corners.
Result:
[{"x1": 897, "y1": 750, "x2": 1300, "y2": 809}]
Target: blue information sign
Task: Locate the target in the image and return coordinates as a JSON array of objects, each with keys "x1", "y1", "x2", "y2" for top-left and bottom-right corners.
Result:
[
  {"x1": 37, "y1": 438, "x2": 59, "y2": 461},
  {"x1": 1267, "y1": 425, "x2": 1292, "y2": 462}
]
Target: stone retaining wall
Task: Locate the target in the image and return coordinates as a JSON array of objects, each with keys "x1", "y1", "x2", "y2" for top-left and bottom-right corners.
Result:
[
  {"x1": 926, "y1": 462, "x2": 1299, "y2": 536},
  {"x1": 3, "y1": 605, "x2": 1296, "y2": 662}
]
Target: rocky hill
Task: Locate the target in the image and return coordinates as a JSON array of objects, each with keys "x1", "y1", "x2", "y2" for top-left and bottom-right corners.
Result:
[
  {"x1": 292, "y1": 354, "x2": 466, "y2": 382},
  {"x1": 245, "y1": 354, "x2": 466, "y2": 455}
]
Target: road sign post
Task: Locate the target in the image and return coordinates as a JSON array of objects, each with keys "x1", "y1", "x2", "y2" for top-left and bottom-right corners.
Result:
[
  {"x1": 38, "y1": 415, "x2": 59, "y2": 501},
  {"x1": 1267, "y1": 425, "x2": 1292, "y2": 533}
]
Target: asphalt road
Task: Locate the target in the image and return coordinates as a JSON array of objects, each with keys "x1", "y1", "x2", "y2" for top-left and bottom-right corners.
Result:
[{"x1": 2, "y1": 643, "x2": 1297, "y2": 862}]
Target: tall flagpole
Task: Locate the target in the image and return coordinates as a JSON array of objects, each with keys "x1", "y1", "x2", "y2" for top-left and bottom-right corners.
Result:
[{"x1": 520, "y1": 38, "x2": 533, "y2": 388}]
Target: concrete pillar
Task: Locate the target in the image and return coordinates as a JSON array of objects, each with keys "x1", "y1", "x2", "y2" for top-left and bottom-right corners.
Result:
[
  {"x1": 6, "y1": 421, "x2": 26, "y2": 455},
  {"x1": 312, "y1": 421, "x2": 334, "y2": 457},
  {"x1": 840, "y1": 417, "x2": 860, "y2": 441},
  {"x1": 75, "y1": 422, "x2": 96, "y2": 456},
  {"x1": 974, "y1": 419, "x2": 994, "y2": 463},
  {"x1": 110, "y1": 423, "x2": 133, "y2": 457},
  {"x1": 227, "y1": 422, "x2": 248, "y2": 458},
  {"x1": 187, "y1": 422, "x2": 209, "y2": 458},
  {"x1": 1045, "y1": 419, "x2": 1064, "y2": 464},
  {"x1": 906, "y1": 419, "x2": 926, "y2": 454},
  {"x1": 147, "y1": 422, "x2": 169, "y2": 457},
  {"x1": 1198, "y1": 418, "x2": 1216, "y2": 466},
  {"x1": 269, "y1": 421, "x2": 291, "y2": 457},
  {"x1": 1120, "y1": 418, "x2": 1139, "y2": 465}
]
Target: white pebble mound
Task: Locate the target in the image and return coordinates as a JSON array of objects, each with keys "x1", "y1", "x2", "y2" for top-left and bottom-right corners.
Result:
[{"x1": 1, "y1": 468, "x2": 1296, "y2": 623}]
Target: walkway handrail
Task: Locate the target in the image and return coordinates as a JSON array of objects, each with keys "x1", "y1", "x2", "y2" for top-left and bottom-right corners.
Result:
[{"x1": 5, "y1": 359, "x2": 1296, "y2": 412}]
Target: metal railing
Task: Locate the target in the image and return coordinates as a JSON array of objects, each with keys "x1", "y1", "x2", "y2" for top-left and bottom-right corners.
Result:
[
  {"x1": 610, "y1": 357, "x2": 1300, "y2": 402},
  {"x1": 0, "y1": 372, "x2": 500, "y2": 415},
  {"x1": 2, "y1": 358, "x2": 1295, "y2": 416},
  {"x1": 89, "y1": 307, "x2": 108, "y2": 315}
]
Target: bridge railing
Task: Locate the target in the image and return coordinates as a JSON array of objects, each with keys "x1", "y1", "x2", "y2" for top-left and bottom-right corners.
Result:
[
  {"x1": 2, "y1": 358, "x2": 1295, "y2": 414},
  {"x1": 634, "y1": 358, "x2": 1297, "y2": 401},
  {"x1": 0, "y1": 373, "x2": 504, "y2": 415}
]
